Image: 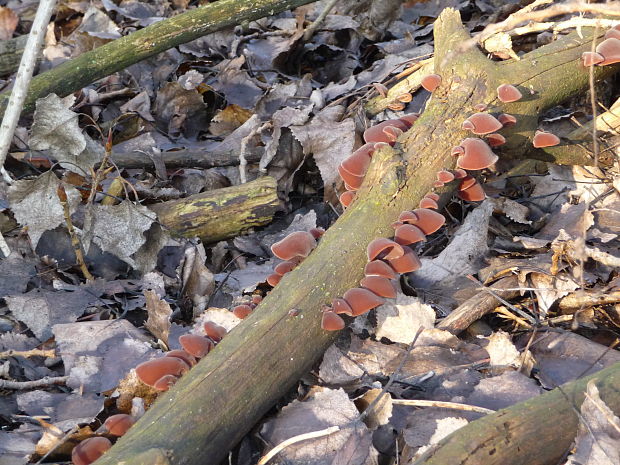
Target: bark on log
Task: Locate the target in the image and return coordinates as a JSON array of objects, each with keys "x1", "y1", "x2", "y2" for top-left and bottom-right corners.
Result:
[
  {"x1": 94, "y1": 9, "x2": 620, "y2": 465},
  {"x1": 0, "y1": 35, "x2": 29, "y2": 76},
  {"x1": 108, "y1": 148, "x2": 262, "y2": 170},
  {"x1": 149, "y1": 176, "x2": 280, "y2": 242},
  {"x1": 412, "y1": 360, "x2": 620, "y2": 465},
  {"x1": 0, "y1": 0, "x2": 317, "y2": 118},
  {"x1": 437, "y1": 276, "x2": 520, "y2": 335}
]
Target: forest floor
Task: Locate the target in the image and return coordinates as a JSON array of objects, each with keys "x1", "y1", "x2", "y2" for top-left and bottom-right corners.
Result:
[{"x1": 0, "y1": 0, "x2": 619, "y2": 464}]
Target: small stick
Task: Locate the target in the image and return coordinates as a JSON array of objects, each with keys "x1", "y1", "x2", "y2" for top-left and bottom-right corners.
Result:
[
  {"x1": 257, "y1": 426, "x2": 341, "y2": 465},
  {"x1": 57, "y1": 185, "x2": 94, "y2": 281},
  {"x1": 391, "y1": 399, "x2": 495, "y2": 415},
  {"x1": 0, "y1": 0, "x2": 57, "y2": 173},
  {"x1": 303, "y1": 0, "x2": 339, "y2": 42},
  {"x1": 0, "y1": 376, "x2": 68, "y2": 390},
  {"x1": 0, "y1": 348, "x2": 56, "y2": 359}
]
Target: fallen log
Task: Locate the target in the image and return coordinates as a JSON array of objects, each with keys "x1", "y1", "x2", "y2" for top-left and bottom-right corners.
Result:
[
  {"x1": 412, "y1": 360, "x2": 620, "y2": 465},
  {"x1": 94, "y1": 8, "x2": 619, "y2": 465},
  {"x1": 150, "y1": 176, "x2": 280, "y2": 242}
]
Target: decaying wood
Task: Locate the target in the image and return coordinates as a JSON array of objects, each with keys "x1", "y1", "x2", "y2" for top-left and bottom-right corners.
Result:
[
  {"x1": 0, "y1": 35, "x2": 29, "y2": 76},
  {"x1": 149, "y1": 176, "x2": 280, "y2": 242},
  {"x1": 412, "y1": 360, "x2": 620, "y2": 465},
  {"x1": 94, "y1": 9, "x2": 620, "y2": 465},
  {"x1": 437, "y1": 276, "x2": 521, "y2": 334},
  {"x1": 364, "y1": 58, "x2": 434, "y2": 115},
  {"x1": 0, "y1": 0, "x2": 317, "y2": 118},
  {"x1": 107, "y1": 148, "x2": 262, "y2": 170},
  {"x1": 558, "y1": 287, "x2": 620, "y2": 312}
]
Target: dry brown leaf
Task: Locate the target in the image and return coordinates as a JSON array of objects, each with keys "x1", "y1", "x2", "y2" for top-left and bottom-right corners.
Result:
[{"x1": 144, "y1": 290, "x2": 172, "y2": 346}]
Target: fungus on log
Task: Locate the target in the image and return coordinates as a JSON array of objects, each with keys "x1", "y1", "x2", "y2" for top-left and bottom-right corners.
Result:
[
  {"x1": 103, "y1": 414, "x2": 136, "y2": 437},
  {"x1": 71, "y1": 437, "x2": 112, "y2": 465},
  {"x1": 497, "y1": 84, "x2": 522, "y2": 102},
  {"x1": 96, "y1": 9, "x2": 618, "y2": 465},
  {"x1": 421, "y1": 73, "x2": 442, "y2": 91}
]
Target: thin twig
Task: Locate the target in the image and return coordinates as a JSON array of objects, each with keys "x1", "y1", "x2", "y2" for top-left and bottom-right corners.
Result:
[
  {"x1": 257, "y1": 426, "x2": 341, "y2": 465},
  {"x1": 0, "y1": 376, "x2": 68, "y2": 390},
  {"x1": 0, "y1": 348, "x2": 56, "y2": 359},
  {"x1": 466, "y1": 275, "x2": 537, "y2": 324},
  {"x1": 0, "y1": 0, "x2": 57, "y2": 175},
  {"x1": 303, "y1": 0, "x2": 339, "y2": 42},
  {"x1": 450, "y1": 0, "x2": 620, "y2": 63},
  {"x1": 391, "y1": 399, "x2": 495, "y2": 414}
]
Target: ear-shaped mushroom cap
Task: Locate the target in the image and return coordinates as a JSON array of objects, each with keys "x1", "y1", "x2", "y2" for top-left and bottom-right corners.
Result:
[
  {"x1": 456, "y1": 138, "x2": 498, "y2": 170},
  {"x1": 452, "y1": 168, "x2": 468, "y2": 179},
  {"x1": 451, "y1": 145, "x2": 465, "y2": 156},
  {"x1": 179, "y1": 334, "x2": 214, "y2": 358},
  {"x1": 341, "y1": 143, "x2": 375, "y2": 176},
  {"x1": 309, "y1": 227, "x2": 325, "y2": 239},
  {"x1": 461, "y1": 113, "x2": 503, "y2": 135},
  {"x1": 473, "y1": 103, "x2": 488, "y2": 111},
  {"x1": 596, "y1": 37, "x2": 620, "y2": 65},
  {"x1": 204, "y1": 321, "x2": 227, "y2": 342},
  {"x1": 321, "y1": 309, "x2": 345, "y2": 331},
  {"x1": 486, "y1": 133, "x2": 506, "y2": 147},
  {"x1": 332, "y1": 298, "x2": 354, "y2": 315},
  {"x1": 232, "y1": 304, "x2": 252, "y2": 320},
  {"x1": 399, "y1": 113, "x2": 420, "y2": 127},
  {"x1": 367, "y1": 238, "x2": 405, "y2": 260},
  {"x1": 459, "y1": 175, "x2": 477, "y2": 191},
  {"x1": 394, "y1": 224, "x2": 427, "y2": 245},
  {"x1": 497, "y1": 84, "x2": 522, "y2": 103},
  {"x1": 165, "y1": 349, "x2": 197, "y2": 366},
  {"x1": 437, "y1": 170, "x2": 455, "y2": 183},
  {"x1": 498, "y1": 113, "x2": 517, "y2": 126},
  {"x1": 271, "y1": 231, "x2": 317, "y2": 260},
  {"x1": 397, "y1": 210, "x2": 418, "y2": 224},
  {"x1": 425, "y1": 192, "x2": 440, "y2": 201},
  {"x1": 364, "y1": 260, "x2": 398, "y2": 279},
  {"x1": 605, "y1": 25, "x2": 620, "y2": 40},
  {"x1": 363, "y1": 119, "x2": 409, "y2": 144},
  {"x1": 458, "y1": 180, "x2": 486, "y2": 201},
  {"x1": 103, "y1": 414, "x2": 135, "y2": 437},
  {"x1": 266, "y1": 273, "x2": 281, "y2": 287},
  {"x1": 72, "y1": 437, "x2": 112, "y2": 465},
  {"x1": 533, "y1": 130, "x2": 560, "y2": 148},
  {"x1": 419, "y1": 197, "x2": 439, "y2": 209},
  {"x1": 386, "y1": 247, "x2": 421, "y2": 273},
  {"x1": 153, "y1": 374, "x2": 178, "y2": 391},
  {"x1": 274, "y1": 260, "x2": 298, "y2": 276},
  {"x1": 411, "y1": 208, "x2": 446, "y2": 235},
  {"x1": 135, "y1": 357, "x2": 189, "y2": 387},
  {"x1": 421, "y1": 74, "x2": 442, "y2": 92},
  {"x1": 338, "y1": 165, "x2": 365, "y2": 190},
  {"x1": 582, "y1": 51, "x2": 605, "y2": 66},
  {"x1": 360, "y1": 276, "x2": 397, "y2": 298},
  {"x1": 343, "y1": 288, "x2": 385, "y2": 316},
  {"x1": 339, "y1": 190, "x2": 356, "y2": 208}
]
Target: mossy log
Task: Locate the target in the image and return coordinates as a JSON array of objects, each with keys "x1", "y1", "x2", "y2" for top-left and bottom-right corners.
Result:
[
  {"x1": 0, "y1": 35, "x2": 29, "y2": 76},
  {"x1": 94, "y1": 9, "x2": 620, "y2": 465},
  {"x1": 412, "y1": 361, "x2": 620, "y2": 465},
  {"x1": 149, "y1": 176, "x2": 280, "y2": 242},
  {"x1": 0, "y1": 0, "x2": 317, "y2": 118}
]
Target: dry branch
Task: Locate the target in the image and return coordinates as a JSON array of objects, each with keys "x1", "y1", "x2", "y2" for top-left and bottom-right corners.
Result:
[
  {"x1": 412, "y1": 360, "x2": 620, "y2": 465},
  {"x1": 437, "y1": 276, "x2": 521, "y2": 334},
  {"x1": 149, "y1": 176, "x2": 280, "y2": 242},
  {"x1": 94, "y1": 9, "x2": 620, "y2": 465}
]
